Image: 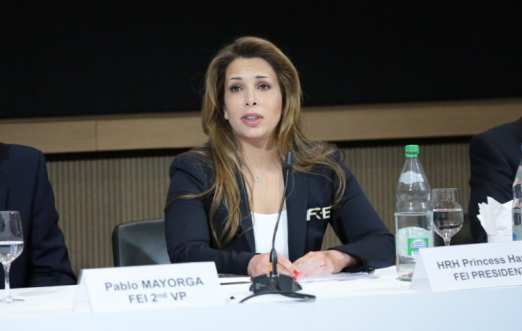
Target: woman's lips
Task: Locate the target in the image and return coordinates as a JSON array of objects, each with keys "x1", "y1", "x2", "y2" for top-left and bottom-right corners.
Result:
[{"x1": 241, "y1": 113, "x2": 263, "y2": 126}]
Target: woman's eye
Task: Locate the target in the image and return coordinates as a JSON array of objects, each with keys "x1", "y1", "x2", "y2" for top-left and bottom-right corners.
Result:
[
  {"x1": 230, "y1": 86, "x2": 241, "y2": 92},
  {"x1": 258, "y1": 83, "x2": 270, "y2": 90}
]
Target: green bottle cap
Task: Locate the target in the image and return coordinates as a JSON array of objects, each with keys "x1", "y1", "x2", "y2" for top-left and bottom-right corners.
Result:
[{"x1": 405, "y1": 145, "x2": 419, "y2": 158}]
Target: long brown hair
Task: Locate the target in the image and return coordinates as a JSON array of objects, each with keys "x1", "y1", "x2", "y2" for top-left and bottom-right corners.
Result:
[{"x1": 184, "y1": 36, "x2": 346, "y2": 248}]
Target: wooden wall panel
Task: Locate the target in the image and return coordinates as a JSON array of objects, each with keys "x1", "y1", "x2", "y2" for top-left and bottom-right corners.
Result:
[
  {"x1": 0, "y1": 120, "x2": 96, "y2": 153},
  {"x1": 46, "y1": 138, "x2": 471, "y2": 275},
  {"x1": 3, "y1": 98, "x2": 520, "y2": 153},
  {"x1": 303, "y1": 100, "x2": 521, "y2": 142},
  {"x1": 96, "y1": 114, "x2": 207, "y2": 151}
]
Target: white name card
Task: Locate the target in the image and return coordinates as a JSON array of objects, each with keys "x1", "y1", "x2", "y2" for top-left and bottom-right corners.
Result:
[
  {"x1": 411, "y1": 241, "x2": 522, "y2": 292},
  {"x1": 74, "y1": 262, "x2": 224, "y2": 312}
]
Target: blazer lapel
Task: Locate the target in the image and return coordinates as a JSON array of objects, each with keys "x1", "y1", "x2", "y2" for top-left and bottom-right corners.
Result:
[
  {"x1": 238, "y1": 173, "x2": 256, "y2": 252},
  {"x1": 286, "y1": 170, "x2": 308, "y2": 261}
]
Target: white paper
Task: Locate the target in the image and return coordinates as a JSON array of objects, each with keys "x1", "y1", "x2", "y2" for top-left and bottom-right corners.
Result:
[
  {"x1": 410, "y1": 253, "x2": 431, "y2": 290},
  {"x1": 298, "y1": 272, "x2": 378, "y2": 284},
  {"x1": 219, "y1": 277, "x2": 251, "y2": 285},
  {"x1": 477, "y1": 197, "x2": 512, "y2": 242}
]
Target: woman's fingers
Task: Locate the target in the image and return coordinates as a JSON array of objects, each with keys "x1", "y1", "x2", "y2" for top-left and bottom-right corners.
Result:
[
  {"x1": 293, "y1": 251, "x2": 336, "y2": 273},
  {"x1": 247, "y1": 253, "x2": 269, "y2": 277},
  {"x1": 276, "y1": 253, "x2": 298, "y2": 277},
  {"x1": 247, "y1": 253, "x2": 300, "y2": 278},
  {"x1": 293, "y1": 251, "x2": 317, "y2": 266},
  {"x1": 323, "y1": 250, "x2": 357, "y2": 273},
  {"x1": 248, "y1": 250, "x2": 354, "y2": 278}
]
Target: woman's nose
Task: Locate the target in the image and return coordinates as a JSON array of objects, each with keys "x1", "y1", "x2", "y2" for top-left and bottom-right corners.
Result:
[{"x1": 245, "y1": 88, "x2": 257, "y2": 107}]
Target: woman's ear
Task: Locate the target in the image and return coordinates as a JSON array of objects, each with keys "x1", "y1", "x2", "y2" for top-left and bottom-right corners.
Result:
[{"x1": 223, "y1": 108, "x2": 229, "y2": 120}]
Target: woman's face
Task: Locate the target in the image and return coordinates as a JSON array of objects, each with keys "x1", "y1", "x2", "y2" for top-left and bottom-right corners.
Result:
[{"x1": 223, "y1": 57, "x2": 283, "y2": 146}]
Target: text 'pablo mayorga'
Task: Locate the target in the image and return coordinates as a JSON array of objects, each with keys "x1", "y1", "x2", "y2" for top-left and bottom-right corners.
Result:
[{"x1": 104, "y1": 277, "x2": 205, "y2": 304}]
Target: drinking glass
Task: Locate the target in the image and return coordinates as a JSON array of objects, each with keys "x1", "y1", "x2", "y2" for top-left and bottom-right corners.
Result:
[
  {"x1": 431, "y1": 188, "x2": 464, "y2": 246},
  {"x1": 0, "y1": 211, "x2": 24, "y2": 303}
]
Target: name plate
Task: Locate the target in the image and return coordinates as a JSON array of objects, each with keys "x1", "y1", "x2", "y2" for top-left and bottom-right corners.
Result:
[
  {"x1": 411, "y1": 241, "x2": 522, "y2": 291},
  {"x1": 74, "y1": 262, "x2": 224, "y2": 312}
]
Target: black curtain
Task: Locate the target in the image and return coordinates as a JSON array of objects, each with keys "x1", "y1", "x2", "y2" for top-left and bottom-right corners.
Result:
[{"x1": 1, "y1": 1, "x2": 521, "y2": 119}]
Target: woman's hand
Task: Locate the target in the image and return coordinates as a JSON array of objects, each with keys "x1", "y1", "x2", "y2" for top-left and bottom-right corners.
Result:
[
  {"x1": 247, "y1": 252, "x2": 298, "y2": 278},
  {"x1": 293, "y1": 250, "x2": 358, "y2": 274}
]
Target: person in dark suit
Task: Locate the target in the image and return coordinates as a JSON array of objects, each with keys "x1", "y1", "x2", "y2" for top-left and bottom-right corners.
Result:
[
  {"x1": 469, "y1": 117, "x2": 522, "y2": 243},
  {"x1": 165, "y1": 37, "x2": 395, "y2": 277},
  {"x1": 0, "y1": 143, "x2": 76, "y2": 288}
]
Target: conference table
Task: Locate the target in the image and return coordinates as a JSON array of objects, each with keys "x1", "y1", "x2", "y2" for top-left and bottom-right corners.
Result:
[{"x1": 0, "y1": 266, "x2": 519, "y2": 331}]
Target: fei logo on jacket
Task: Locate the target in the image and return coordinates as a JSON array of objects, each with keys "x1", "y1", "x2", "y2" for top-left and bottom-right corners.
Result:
[{"x1": 306, "y1": 206, "x2": 332, "y2": 221}]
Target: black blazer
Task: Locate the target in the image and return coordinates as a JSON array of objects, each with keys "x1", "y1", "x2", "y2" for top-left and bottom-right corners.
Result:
[
  {"x1": 165, "y1": 145, "x2": 395, "y2": 275},
  {"x1": 469, "y1": 117, "x2": 522, "y2": 243},
  {"x1": 0, "y1": 144, "x2": 76, "y2": 288}
]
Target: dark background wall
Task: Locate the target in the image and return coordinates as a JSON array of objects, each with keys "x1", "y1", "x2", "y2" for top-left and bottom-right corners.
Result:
[{"x1": 1, "y1": 1, "x2": 521, "y2": 119}]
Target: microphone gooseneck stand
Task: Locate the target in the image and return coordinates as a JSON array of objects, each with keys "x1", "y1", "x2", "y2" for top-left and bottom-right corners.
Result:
[{"x1": 240, "y1": 151, "x2": 316, "y2": 304}]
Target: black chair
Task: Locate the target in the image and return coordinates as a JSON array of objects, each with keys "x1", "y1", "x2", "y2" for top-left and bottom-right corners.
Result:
[{"x1": 112, "y1": 219, "x2": 171, "y2": 267}]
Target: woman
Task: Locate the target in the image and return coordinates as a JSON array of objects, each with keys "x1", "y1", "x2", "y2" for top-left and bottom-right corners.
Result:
[{"x1": 165, "y1": 36, "x2": 394, "y2": 277}]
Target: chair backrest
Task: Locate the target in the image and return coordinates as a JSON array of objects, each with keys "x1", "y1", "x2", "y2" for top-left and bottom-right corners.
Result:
[{"x1": 112, "y1": 219, "x2": 170, "y2": 267}]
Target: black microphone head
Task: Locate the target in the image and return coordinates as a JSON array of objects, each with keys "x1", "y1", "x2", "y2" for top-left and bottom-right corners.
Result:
[{"x1": 283, "y1": 151, "x2": 293, "y2": 171}]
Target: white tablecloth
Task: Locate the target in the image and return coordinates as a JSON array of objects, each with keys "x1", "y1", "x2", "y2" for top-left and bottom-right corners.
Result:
[{"x1": 0, "y1": 266, "x2": 519, "y2": 331}]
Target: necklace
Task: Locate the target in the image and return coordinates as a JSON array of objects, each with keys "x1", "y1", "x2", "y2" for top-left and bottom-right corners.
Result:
[{"x1": 243, "y1": 161, "x2": 278, "y2": 182}]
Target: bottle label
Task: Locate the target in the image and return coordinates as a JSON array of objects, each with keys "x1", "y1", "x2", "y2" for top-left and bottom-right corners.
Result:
[
  {"x1": 399, "y1": 171, "x2": 425, "y2": 184},
  {"x1": 407, "y1": 238, "x2": 429, "y2": 256}
]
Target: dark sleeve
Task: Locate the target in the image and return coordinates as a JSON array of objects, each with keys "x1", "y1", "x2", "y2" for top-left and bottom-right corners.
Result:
[
  {"x1": 27, "y1": 152, "x2": 76, "y2": 287},
  {"x1": 164, "y1": 155, "x2": 255, "y2": 275},
  {"x1": 327, "y1": 153, "x2": 395, "y2": 272},
  {"x1": 469, "y1": 134, "x2": 514, "y2": 243}
]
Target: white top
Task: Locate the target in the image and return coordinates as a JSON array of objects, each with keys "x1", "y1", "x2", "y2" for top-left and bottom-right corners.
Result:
[{"x1": 251, "y1": 210, "x2": 289, "y2": 259}]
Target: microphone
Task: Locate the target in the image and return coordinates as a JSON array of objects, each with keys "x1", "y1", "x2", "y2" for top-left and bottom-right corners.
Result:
[
  {"x1": 248, "y1": 151, "x2": 306, "y2": 296},
  {"x1": 269, "y1": 150, "x2": 293, "y2": 278}
]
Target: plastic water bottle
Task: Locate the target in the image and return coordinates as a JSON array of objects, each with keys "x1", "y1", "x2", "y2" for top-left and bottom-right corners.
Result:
[
  {"x1": 512, "y1": 143, "x2": 522, "y2": 241},
  {"x1": 395, "y1": 145, "x2": 434, "y2": 281}
]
